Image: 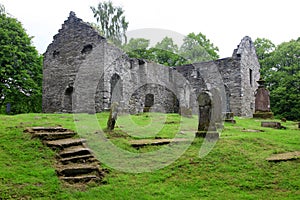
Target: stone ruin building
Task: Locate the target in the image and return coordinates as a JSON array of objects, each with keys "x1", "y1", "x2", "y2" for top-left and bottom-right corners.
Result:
[{"x1": 42, "y1": 12, "x2": 260, "y2": 118}]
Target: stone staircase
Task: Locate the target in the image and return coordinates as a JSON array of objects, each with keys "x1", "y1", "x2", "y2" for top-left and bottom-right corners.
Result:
[{"x1": 25, "y1": 127, "x2": 105, "y2": 184}]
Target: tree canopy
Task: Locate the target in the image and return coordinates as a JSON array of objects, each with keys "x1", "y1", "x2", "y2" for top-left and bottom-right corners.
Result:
[
  {"x1": 124, "y1": 33, "x2": 220, "y2": 66},
  {"x1": 255, "y1": 38, "x2": 300, "y2": 120},
  {"x1": 0, "y1": 8, "x2": 42, "y2": 114},
  {"x1": 91, "y1": 1, "x2": 129, "y2": 46},
  {"x1": 155, "y1": 36, "x2": 179, "y2": 54},
  {"x1": 123, "y1": 37, "x2": 187, "y2": 66},
  {"x1": 179, "y1": 32, "x2": 219, "y2": 62}
]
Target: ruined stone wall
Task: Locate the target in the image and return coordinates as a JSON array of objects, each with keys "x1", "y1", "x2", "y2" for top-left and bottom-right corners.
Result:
[
  {"x1": 173, "y1": 36, "x2": 260, "y2": 117},
  {"x1": 43, "y1": 12, "x2": 260, "y2": 117},
  {"x1": 213, "y1": 58, "x2": 243, "y2": 116},
  {"x1": 43, "y1": 12, "x2": 106, "y2": 113},
  {"x1": 43, "y1": 12, "x2": 191, "y2": 114},
  {"x1": 233, "y1": 36, "x2": 260, "y2": 117}
]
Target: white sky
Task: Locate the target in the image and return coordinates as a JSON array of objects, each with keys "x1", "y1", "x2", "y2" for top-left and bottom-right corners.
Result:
[{"x1": 1, "y1": 0, "x2": 299, "y2": 57}]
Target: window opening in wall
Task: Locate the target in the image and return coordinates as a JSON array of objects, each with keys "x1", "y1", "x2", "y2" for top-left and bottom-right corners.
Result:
[
  {"x1": 63, "y1": 86, "x2": 73, "y2": 112},
  {"x1": 249, "y1": 68, "x2": 253, "y2": 87},
  {"x1": 144, "y1": 93, "x2": 154, "y2": 112},
  {"x1": 81, "y1": 44, "x2": 93, "y2": 54},
  {"x1": 53, "y1": 50, "x2": 60, "y2": 58},
  {"x1": 65, "y1": 86, "x2": 73, "y2": 95}
]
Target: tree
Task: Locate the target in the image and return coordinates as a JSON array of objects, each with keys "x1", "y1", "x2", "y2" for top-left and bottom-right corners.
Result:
[
  {"x1": 147, "y1": 48, "x2": 186, "y2": 66},
  {"x1": 268, "y1": 39, "x2": 300, "y2": 120},
  {"x1": 154, "y1": 36, "x2": 178, "y2": 54},
  {"x1": 179, "y1": 32, "x2": 219, "y2": 63},
  {"x1": 124, "y1": 37, "x2": 186, "y2": 66},
  {"x1": 0, "y1": 4, "x2": 5, "y2": 15},
  {"x1": 91, "y1": 1, "x2": 129, "y2": 46},
  {"x1": 254, "y1": 38, "x2": 276, "y2": 78},
  {"x1": 123, "y1": 38, "x2": 150, "y2": 52},
  {"x1": 0, "y1": 8, "x2": 42, "y2": 114},
  {"x1": 255, "y1": 38, "x2": 300, "y2": 120}
]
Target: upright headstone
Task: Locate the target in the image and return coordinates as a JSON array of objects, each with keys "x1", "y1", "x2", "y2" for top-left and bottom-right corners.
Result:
[
  {"x1": 210, "y1": 88, "x2": 223, "y2": 129},
  {"x1": 107, "y1": 102, "x2": 119, "y2": 131},
  {"x1": 196, "y1": 91, "x2": 219, "y2": 138},
  {"x1": 253, "y1": 79, "x2": 274, "y2": 119},
  {"x1": 6, "y1": 103, "x2": 11, "y2": 114}
]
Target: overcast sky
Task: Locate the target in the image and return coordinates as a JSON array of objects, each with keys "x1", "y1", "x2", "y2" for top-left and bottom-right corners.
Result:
[{"x1": 1, "y1": 0, "x2": 299, "y2": 57}]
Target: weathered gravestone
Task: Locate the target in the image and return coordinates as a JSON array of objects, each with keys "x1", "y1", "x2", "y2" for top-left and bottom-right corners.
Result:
[
  {"x1": 107, "y1": 102, "x2": 119, "y2": 131},
  {"x1": 210, "y1": 88, "x2": 223, "y2": 129},
  {"x1": 224, "y1": 85, "x2": 236, "y2": 123},
  {"x1": 196, "y1": 91, "x2": 219, "y2": 138},
  {"x1": 253, "y1": 79, "x2": 274, "y2": 119},
  {"x1": 225, "y1": 112, "x2": 236, "y2": 123},
  {"x1": 6, "y1": 103, "x2": 11, "y2": 114}
]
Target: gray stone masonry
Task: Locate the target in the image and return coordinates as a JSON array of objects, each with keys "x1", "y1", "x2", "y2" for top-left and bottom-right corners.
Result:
[{"x1": 43, "y1": 12, "x2": 260, "y2": 117}]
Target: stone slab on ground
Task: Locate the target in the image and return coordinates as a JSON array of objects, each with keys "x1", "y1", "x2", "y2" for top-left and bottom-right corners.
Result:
[
  {"x1": 266, "y1": 151, "x2": 300, "y2": 162},
  {"x1": 129, "y1": 138, "x2": 190, "y2": 148},
  {"x1": 242, "y1": 129, "x2": 264, "y2": 133}
]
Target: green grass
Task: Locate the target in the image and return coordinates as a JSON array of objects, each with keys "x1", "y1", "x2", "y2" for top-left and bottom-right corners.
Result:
[{"x1": 0, "y1": 113, "x2": 299, "y2": 199}]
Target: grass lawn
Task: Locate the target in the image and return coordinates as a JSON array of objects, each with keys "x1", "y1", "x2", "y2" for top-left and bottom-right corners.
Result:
[{"x1": 0, "y1": 113, "x2": 299, "y2": 199}]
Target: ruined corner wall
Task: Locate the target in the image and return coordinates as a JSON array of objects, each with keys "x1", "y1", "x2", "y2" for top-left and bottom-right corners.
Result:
[
  {"x1": 43, "y1": 12, "x2": 106, "y2": 113},
  {"x1": 233, "y1": 36, "x2": 260, "y2": 117}
]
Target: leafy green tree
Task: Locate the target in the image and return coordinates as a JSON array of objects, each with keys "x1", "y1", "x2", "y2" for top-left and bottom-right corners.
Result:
[
  {"x1": 179, "y1": 32, "x2": 219, "y2": 63},
  {"x1": 91, "y1": 1, "x2": 129, "y2": 46},
  {"x1": 147, "y1": 48, "x2": 186, "y2": 66},
  {"x1": 123, "y1": 38, "x2": 150, "y2": 52},
  {"x1": 0, "y1": 9, "x2": 42, "y2": 114},
  {"x1": 125, "y1": 34, "x2": 219, "y2": 66},
  {"x1": 155, "y1": 36, "x2": 178, "y2": 54},
  {"x1": 268, "y1": 39, "x2": 300, "y2": 120},
  {"x1": 0, "y1": 4, "x2": 5, "y2": 14},
  {"x1": 124, "y1": 37, "x2": 186, "y2": 66},
  {"x1": 123, "y1": 38, "x2": 152, "y2": 61},
  {"x1": 255, "y1": 38, "x2": 300, "y2": 120},
  {"x1": 254, "y1": 38, "x2": 276, "y2": 78}
]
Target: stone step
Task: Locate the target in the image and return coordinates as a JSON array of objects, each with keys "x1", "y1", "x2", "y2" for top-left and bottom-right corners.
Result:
[
  {"x1": 129, "y1": 138, "x2": 190, "y2": 148},
  {"x1": 45, "y1": 138, "x2": 86, "y2": 149},
  {"x1": 56, "y1": 164, "x2": 101, "y2": 176},
  {"x1": 60, "y1": 175, "x2": 101, "y2": 183},
  {"x1": 31, "y1": 131, "x2": 76, "y2": 140},
  {"x1": 59, "y1": 147, "x2": 92, "y2": 158},
  {"x1": 26, "y1": 127, "x2": 68, "y2": 132},
  {"x1": 59, "y1": 154, "x2": 95, "y2": 164}
]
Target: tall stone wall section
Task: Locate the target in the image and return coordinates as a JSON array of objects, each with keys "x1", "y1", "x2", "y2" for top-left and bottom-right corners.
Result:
[
  {"x1": 43, "y1": 12, "x2": 106, "y2": 113},
  {"x1": 233, "y1": 36, "x2": 260, "y2": 117}
]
